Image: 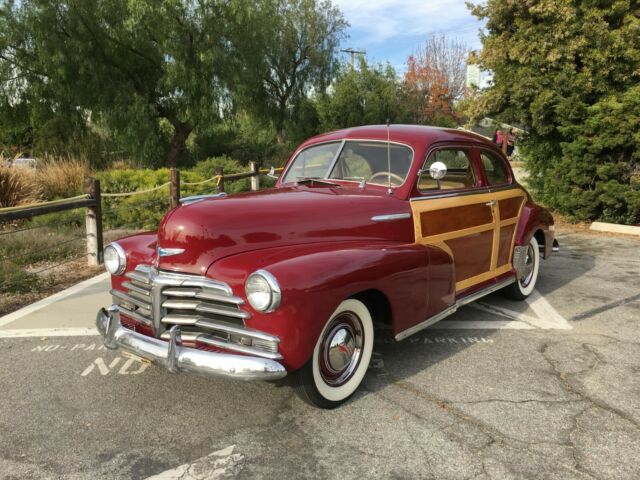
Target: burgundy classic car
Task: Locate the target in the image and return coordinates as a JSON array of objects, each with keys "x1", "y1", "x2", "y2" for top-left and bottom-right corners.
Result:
[{"x1": 96, "y1": 125, "x2": 557, "y2": 408}]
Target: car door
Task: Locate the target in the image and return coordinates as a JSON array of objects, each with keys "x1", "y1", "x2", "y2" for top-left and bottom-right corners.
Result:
[
  {"x1": 411, "y1": 145, "x2": 524, "y2": 295},
  {"x1": 477, "y1": 149, "x2": 527, "y2": 275}
]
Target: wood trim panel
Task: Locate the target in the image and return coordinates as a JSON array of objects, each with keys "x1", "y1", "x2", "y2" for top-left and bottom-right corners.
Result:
[{"x1": 411, "y1": 187, "x2": 527, "y2": 292}]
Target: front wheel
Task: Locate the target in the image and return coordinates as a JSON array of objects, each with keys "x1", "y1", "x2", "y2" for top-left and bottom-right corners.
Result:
[
  {"x1": 503, "y1": 235, "x2": 540, "y2": 300},
  {"x1": 296, "y1": 299, "x2": 374, "y2": 409}
]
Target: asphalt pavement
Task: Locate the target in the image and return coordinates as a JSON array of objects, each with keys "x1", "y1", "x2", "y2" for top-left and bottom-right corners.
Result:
[{"x1": 0, "y1": 230, "x2": 639, "y2": 479}]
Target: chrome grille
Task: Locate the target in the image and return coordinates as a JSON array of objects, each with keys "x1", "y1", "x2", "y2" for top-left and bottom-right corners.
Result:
[{"x1": 111, "y1": 264, "x2": 281, "y2": 359}]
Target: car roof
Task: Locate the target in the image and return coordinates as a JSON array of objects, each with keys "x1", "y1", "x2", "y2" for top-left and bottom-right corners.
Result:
[{"x1": 299, "y1": 124, "x2": 495, "y2": 150}]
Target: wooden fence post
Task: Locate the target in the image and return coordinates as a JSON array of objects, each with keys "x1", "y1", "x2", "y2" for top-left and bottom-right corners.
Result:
[
  {"x1": 250, "y1": 161, "x2": 260, "y2": 191},
  {"x1": 84, "y1": 176, "x2": 104, "y2": 266},
  {"x1": 170, "y1": 168, "x2": 180, "y2": 209},
  {"x1": 216, "y1": 166, "x2": 225, "y2": 193}
]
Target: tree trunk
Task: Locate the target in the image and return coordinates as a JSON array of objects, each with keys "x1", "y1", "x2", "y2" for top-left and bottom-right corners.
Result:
[{"x1": 166, "y1": 122, "x2": 193, "y2": 167}]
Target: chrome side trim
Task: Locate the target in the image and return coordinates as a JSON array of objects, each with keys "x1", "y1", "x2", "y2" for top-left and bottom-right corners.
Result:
[
  {"x1": 395, "y1": 305, "x2": 457, "y2": 341},
  {"x1": 179, "y1": 193, "x2": 227, "y2": 205},
  {"x1": 96, "y1": 306, "x2": 286, "y2": 381},
  {"x1": 409, "y1": 185, "x2": 523, "y2": 202},
  {"x1": 456, "y1": 277, "x2": 516, "y2": 307},
  {"x1": 371, "y1": 213, "x2": 411, "y2": 222},
  {"x1": 394, "y1": 276, "x2": 516, "y2": 341},
  {"x1": 157, "y1": 247, "x2": 185, "y2": 257}
]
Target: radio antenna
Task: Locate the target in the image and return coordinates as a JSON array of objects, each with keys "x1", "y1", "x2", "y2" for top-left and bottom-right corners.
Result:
[{"x1": 386, "y1": 119, "x2": 392, "y2": 194}]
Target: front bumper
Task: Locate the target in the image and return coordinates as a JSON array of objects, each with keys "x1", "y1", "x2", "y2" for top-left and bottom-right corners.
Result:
[{"x1": 96, "y1": 305, "x2": 287, "y2": 381}]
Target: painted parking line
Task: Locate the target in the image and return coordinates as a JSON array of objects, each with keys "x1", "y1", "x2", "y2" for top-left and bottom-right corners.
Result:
[
  {"x1": 145, "y1": 445, "x2": 244, "y2": 479},
  {"x1": 0, "y1": 272, "x2": 109, "y2": 328},
  {"x1": 0, "y1": 327, "x2": 99, "y2": 338}
]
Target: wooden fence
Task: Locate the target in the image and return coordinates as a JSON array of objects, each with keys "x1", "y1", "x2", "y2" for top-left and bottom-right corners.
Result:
[{"x1": 0, "y1": 162, "x2": 279, "y2": 268}]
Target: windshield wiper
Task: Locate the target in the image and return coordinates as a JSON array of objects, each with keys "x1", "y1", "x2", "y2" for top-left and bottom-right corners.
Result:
[{"x1": 296, "y1": 177, "x2": 339, "y2": 186}]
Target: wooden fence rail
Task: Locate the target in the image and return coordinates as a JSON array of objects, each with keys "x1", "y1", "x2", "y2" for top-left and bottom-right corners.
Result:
[{"x1": 0, "y1": 161, "x2": 279, "y2": 267}]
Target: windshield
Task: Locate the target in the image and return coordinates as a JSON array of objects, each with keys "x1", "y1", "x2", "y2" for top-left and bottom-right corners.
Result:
[{"x1": 282, "y1": 140, "x2": 413, "y2": 186}]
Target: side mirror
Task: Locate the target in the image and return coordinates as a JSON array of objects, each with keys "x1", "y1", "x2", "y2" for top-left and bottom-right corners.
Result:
[{"x1": 428, "y1": 161, "x2": 447, "y2": 180}]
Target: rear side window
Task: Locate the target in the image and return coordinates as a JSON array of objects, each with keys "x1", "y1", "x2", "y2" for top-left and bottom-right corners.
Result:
[
  {"x1": 419, "y1": 149, "x2": 477, "y2": 191},
  {"x1": 480, "y1": 151, "x2": 509, "y2": 185}
]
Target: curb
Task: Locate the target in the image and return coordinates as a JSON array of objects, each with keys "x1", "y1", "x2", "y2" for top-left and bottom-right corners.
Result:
[{"x1": 590, "y1": 221, "x2": 640, "y2": 237}]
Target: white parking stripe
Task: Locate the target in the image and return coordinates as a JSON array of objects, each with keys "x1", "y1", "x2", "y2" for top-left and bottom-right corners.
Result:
[
  {"x1": 0, "y1": 272, "x2": 109, "y2": 327},
  {"x1": 0, "y1": 327, "x2": 99, "y2": 338},
  {"x1": 145, "y1": 445, "x2": 244, "y2": 479}
]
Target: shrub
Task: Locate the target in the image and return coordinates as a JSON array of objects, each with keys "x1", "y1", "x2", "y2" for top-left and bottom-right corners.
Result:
[
  {"x1": 36, "y1": 156, "x2": 90, "y2": 199},
  {"x1": 190, "y1": 156, "x2": 250, "y2": 195},
  {"x1": 0, "y1": 166, "x2": 41, "y2": 207}
]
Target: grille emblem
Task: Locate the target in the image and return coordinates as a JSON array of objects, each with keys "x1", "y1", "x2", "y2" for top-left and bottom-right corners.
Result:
[{"x1": 157, "y1": 247, "x2": 185, "y2": 257}]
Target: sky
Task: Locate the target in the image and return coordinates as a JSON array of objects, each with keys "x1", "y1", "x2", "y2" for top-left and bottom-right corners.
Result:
[{"x1": 332, "y1": 0, "x2": 485, "y2": 73}]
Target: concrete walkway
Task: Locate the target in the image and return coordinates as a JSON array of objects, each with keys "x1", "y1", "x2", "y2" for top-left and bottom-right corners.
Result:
[{"x1": 0, "y1": 272, "x2": 110, "y2": 337}]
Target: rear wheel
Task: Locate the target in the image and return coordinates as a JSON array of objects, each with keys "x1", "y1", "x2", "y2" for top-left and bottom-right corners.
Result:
[
  {"x1": 296, "y1": 299, "x2": 374, "y2": 409},
  {"x1": 503, "y1": 235, "x2": 540, "y2": 300}
]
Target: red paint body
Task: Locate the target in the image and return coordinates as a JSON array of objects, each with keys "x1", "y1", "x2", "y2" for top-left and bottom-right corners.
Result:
[{"x1": 110, "y1": 126, "x2": 554, "y2": 371}]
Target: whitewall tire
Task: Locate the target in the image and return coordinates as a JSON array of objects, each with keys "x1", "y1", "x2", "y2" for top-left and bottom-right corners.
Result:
[
  {"x1": 503, "y1": 235, "x2": 540, "y2": 300},
  {"x1": 296, "y1": 299, "x2": 374, "y2": 408}
]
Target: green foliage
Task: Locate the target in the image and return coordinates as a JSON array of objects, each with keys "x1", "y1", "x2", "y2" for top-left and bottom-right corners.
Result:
[
  {"x1": 317, "y1": 60, "x2": 409, "y2": 131},
  {"x1": 470, "y1": 0, "x2": 640, "y2": 224}
]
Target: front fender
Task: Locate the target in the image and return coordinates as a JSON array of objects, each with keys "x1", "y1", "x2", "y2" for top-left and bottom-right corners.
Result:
[{"x1": 209, "y1": 241, "x2": 431, "y2": 371}]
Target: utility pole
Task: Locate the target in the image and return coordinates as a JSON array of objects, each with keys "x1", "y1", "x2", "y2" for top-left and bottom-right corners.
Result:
[{"x1": 340, "y1": 48, "x2": 366, "y2": 70}]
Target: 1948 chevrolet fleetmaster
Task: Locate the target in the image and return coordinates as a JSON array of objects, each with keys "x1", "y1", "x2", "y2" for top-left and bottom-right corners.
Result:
[{"x1": 96, "y1": 125, "x2": 557, "y2": 408}]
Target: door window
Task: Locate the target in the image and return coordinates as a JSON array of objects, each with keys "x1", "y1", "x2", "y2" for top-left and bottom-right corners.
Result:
[
  {"x1": 419, "y1": 149, "x2": 477, "y2": 192},
  {"x1": 480, "y1": 151, "x2": 509, "y2": 185}
]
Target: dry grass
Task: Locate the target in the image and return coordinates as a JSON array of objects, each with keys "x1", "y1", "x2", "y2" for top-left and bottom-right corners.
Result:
[
  {"x1": 0, "y1": 166, "x2": 41, "y2": 207},
  {"x1": 36, "y1": 155, "x2": 90, "y2": 199}
]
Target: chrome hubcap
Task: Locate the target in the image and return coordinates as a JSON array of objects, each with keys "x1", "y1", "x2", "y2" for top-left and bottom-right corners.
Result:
[
  {"x1": 319, "y1": 312, "x2": 364, "y2": 386},
  {"x1": 519, "y1": 244, "x2": 535, "y2": 287}
]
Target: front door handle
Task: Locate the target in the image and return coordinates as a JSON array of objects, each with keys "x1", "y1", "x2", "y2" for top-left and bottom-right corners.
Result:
[{"x1": 485, "y1": 200, "x2": 496, "y2": 208}]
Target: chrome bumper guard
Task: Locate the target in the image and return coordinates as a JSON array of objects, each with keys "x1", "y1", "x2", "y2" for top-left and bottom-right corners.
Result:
[{"x1": 96, "y1": 305, "x2": 287, "y2": 381}]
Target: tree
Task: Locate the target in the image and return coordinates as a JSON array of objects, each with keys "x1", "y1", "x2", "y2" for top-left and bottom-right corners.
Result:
[
  {"x1": 316, "y1": 59, "x2": 408, "y2": 131},
  {"x1": 255, "y1": 0, "x2": 347, "y2": 144},
  {"x1": 402, "y1": 35, "x2": 468, "y2": 127},
  {"x1": 469, "y1": 0, "x2": 640, "y2": 224},
  {"x1": 0, "y1": 0, "x2": 264, "y2": 167}
]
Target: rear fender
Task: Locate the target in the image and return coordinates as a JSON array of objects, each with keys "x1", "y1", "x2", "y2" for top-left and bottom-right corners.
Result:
[{"x1": 516, "y1": 202, "x2": 555, "y2": 259}]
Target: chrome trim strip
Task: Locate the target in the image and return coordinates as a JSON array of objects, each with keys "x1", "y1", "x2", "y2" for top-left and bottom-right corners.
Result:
[
  {"x1": 394, "y1": 276, "x2": 516, "y2": 341},
  {"x1": 161, "y1": 314, "x2": 280, "y2": 344},
  {"x1": 193, "y1": 334, "x2": 283, "y2": 361},
  {"x1": 121, "y1": 281, "x2": 151, "y2": 296},
  {"x1": 281, "y1": 138, "x2": 416, "y2": 189},
  {"x1": 162, "y1": 299, "x2": 251, "y2": 320},
  {"x1": 125, "y1": 270, "x2": 151, "y2": 285},
  {"x1": 394, "y1": 305, "x2": 457, "y2": 341},
  {"x1": 456, "y1": 277, "x2": 515, "y2": 307},
  {"x1": 162, "y1": 288, "x2": 244, "y2": 305},
  {"x1": 179, "y1": 193, "x2": 227, "y2": 205},
  {"x1": 371, "y1": 213, "x2": 411, "y2": 222},
  {"x1": 116, "y1": 304, "x2": 152, "y2": 326},
  {"x1": 111, "y1": 289, "x2": 152, "y2": 311},
  {"x1": 409, "y1": 185, "x2": 523, "y2": 202},
  {"x1": 157, "y1": 247, "x2": 185, "y2": 257},
  {"x1": 96, "y1": 306, "x2": 286, "y2": 381}
]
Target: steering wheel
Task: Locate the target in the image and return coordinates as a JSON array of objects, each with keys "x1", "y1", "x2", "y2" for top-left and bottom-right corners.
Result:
[{"x1": 369, "y1": 171, "x2": 405, "y2": 186}]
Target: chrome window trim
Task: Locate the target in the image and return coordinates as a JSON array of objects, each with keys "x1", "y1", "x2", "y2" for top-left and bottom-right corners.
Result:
[
  {"x1": 280, "y1": 140, "x2": 344, "y2": 185},
  {"x1": 477, "y1": 147, "x2": 513, "y2": 186},
  {"x1": 416, "y1": 144, "x2": 478, "y2": 196},
  {"x1": 280, "y1": 138, "x2": 416, "y2": 189},
  {"x1": 409, "y1": 184, "x2": 523, "y2": 202}
]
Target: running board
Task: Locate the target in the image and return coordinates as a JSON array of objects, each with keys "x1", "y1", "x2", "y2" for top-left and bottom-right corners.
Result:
[{"x1": 394, "y1": 277, "x2": 516, "y2": 341}]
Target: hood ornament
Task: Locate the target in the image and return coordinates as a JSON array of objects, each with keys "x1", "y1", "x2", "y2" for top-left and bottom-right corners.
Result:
[{"x1": 157, "y1": 247, "x2": 185, "y2": 258}]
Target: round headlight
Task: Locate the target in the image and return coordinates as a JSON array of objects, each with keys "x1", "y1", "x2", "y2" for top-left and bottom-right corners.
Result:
[
  {"x1": 104, "y1": 243, "x2": 126, "y2": 275},
  {"x1": 245, "y1": 270, "x2": 281, "y2": 312}
]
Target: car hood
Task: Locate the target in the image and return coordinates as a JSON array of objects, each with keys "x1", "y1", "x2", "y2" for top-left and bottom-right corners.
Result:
[{"x1": 155, "y1": 185, "x2": 413, "y2": 275}]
